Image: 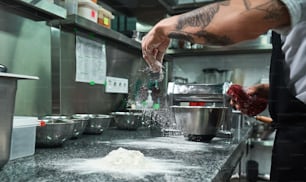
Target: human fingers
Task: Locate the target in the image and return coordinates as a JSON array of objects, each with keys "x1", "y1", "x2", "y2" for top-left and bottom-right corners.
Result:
[
  {"x1": 150, "y1": 49, "x2": 162, "y2": 72},
  {"x1": 230, "y1": 99, "x2": 241, "y2": 110},
  {"x1": 142, "y1": 42, "x2": 157, "y2": 68},
  {"x1": 142, "y1": 50, "x2": 155, "y2": 69},
  {"x1": 142, "y1": 35, "x2": 159, "y2": 64}
]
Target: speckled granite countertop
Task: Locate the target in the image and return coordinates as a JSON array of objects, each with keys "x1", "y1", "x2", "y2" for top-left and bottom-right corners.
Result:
[{"x1": 0, "y1": 127, "x2": 251, "y2": 182}]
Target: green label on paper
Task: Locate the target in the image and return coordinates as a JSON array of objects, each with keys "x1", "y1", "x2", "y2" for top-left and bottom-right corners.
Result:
[{"x1": 89, "y1": 81, "x2": 96, "y2": 86}]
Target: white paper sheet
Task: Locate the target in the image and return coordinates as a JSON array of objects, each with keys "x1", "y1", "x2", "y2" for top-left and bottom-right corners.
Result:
[{"x1": 75, "y1": 36, "x2": 106, "y2": 84}]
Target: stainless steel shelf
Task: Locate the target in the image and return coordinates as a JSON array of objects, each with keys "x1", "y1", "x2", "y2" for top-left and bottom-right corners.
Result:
[
  {"x1": 48, "y1": 15, "x2": 141, "y2": 50},
  {"x1": 0, "y1": 0, "x2": 67, "y2": 21},
  {"x1": 166, "y1": 44, "x2": 272, "y2": 57}
]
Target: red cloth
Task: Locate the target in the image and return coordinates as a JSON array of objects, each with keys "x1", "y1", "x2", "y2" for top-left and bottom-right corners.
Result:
[{"x1": 227, "y1": 84, "x2": 267, "y2": 116}]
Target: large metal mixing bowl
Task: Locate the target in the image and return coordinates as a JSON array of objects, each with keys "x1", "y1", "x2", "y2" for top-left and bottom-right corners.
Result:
[
  {"x1": 40, "y1": 115, "x2": 87, "y2": 139},
  {"x1": 72, "y1": 114, "x2": 113, "y2": 134},
  {"x1": 111, "y1": 112, "x2": 143, "y2": 130},
  {"x1": 170, "y1": 106, "x2": 228, "y2": 142},
  {"x1": 36, "y1": 119, "x2": 75, "y2": 147}
]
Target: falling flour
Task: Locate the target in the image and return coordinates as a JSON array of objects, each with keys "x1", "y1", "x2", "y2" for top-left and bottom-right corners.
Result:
[{"x1": 58, "y1": 147, "x2": 199, "y2": 179}]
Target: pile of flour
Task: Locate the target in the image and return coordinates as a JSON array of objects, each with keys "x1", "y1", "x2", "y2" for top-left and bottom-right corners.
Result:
[
  {"x1": 58, "y1": 147, "x2": 198, "y2": 179},
  {"x1": 96, "y1": 147, "x2": 154, "y2": 171}
]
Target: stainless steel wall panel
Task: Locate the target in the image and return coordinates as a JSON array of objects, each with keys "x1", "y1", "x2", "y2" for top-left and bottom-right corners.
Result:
[
  {"x1": 0, "y1": 9, "x2": 52, "y2": 116},
  {"x1": 57, "y1": 30, "x2": 147, "y2": 115}
]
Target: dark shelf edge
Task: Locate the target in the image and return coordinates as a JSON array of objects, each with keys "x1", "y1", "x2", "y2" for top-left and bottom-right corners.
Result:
[
  {"x1": 0, "y1": 0, "x2": 66, "y2": 21},
  {"x1": 48, "y1": 15, "x2": 141, "y2": 50}
]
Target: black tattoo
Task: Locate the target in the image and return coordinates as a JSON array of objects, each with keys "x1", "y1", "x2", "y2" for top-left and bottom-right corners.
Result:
[
  {"x1": 168, "y1": 31, "x2": 194, "y2": 43},
  {"x1": 254, "y1": 0, "x2": 287, "y2": 21},
  {"x1": 195, "y1": 31, "x2": 233, "y2": 45},
  {"x1": 169, "y1": 30, "x2": 233, "y2": 46},
  {"x1": 170, "y1": 1, "x2": 234, "y2": 45},
  {"x1": 243, "y1": 0, "x2": 252, "y2": 10},
  {"x1": 176, "y1": 4, "x2": 220, "y2": 30},
  {"x1": 220, "y1": 1, "x2": 230, "y2": 6},
  {"x1": 239, "y1": 0, "x2": 287, "y2": 22}
]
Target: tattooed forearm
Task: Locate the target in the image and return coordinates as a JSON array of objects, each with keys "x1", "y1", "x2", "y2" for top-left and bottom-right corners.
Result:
[{"x1": 167, "y1": 0, "x2": 287, "y2": 46}]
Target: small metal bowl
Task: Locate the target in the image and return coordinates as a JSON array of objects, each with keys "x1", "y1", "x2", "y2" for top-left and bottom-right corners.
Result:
[
  {"x1": 36, "y1": 118, "x2": 75, "y2": 147},
  {"x1": 111, "y1": 112, "x2": 143, "y2": 130},
  {"x1": 72, "y1": 114, "x2": 113, "y2": 134}
]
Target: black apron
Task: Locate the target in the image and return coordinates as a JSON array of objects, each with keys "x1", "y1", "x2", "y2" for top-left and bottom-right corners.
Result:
[{"x1": 269, "y1": 32, "x2": 306, "y2": 181}]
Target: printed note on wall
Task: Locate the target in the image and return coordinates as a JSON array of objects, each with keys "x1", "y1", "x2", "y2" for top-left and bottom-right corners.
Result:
[{"x1": 75, "y1": 36, "x2": 106, "y2": 84}]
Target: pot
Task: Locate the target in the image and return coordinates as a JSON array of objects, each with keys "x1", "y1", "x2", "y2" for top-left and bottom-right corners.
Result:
[{"x1": 170, "y1": 106, "x2": 228, "y2": 142}]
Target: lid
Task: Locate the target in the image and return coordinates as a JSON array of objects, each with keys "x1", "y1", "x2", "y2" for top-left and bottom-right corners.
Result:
[
  {"x1": 78, "y1": 0, "x2": 100, "y2": 10},
  {"x1": 13, "y1": 116, "x2": 39, "y2": 128},
  {"x1": 98, "y1": 7, "x2": 114, "y2": 19},
  {"x1": 0, "y1": 72, "x2": 39, "y2": 80}
]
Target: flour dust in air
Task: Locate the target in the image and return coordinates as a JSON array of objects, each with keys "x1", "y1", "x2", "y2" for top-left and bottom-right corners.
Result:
[{"x1": 57, "y1": 147, "x2": 198, "y2": 179}]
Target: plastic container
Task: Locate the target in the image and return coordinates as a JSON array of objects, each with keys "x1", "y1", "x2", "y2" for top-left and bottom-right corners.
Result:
[
  {"x1": 10, "y1": 116, "x2": 39, "y2": 160},
  {"x1": 0, "y1": 73, "x2": 38, "y2": 168},
  {"x1": 78, "y1": 0, "x2": 99, "y2": 23},
  {"x1": 98, "y1": 7, "x2": 114, "y2": 28}
]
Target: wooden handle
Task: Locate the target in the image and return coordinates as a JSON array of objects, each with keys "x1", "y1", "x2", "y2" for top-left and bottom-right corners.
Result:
[{"x1": 254, "y1": 115, "x2": 273, "y2": 123}]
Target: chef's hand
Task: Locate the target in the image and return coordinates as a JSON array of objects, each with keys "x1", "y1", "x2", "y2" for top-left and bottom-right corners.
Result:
[
  {"x1": 228, "y1": 84, "x2": 269, "y2": 116},
  {"x1": 141, "y1": 18, "x2": 175, "y2": 73},
  {"x1": 246, "y1": 84, "x2": 269, "y2": 99}
]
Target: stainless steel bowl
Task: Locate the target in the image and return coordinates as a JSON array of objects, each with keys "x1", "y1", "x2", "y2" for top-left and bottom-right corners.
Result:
[
  {"x1": 39, "y1": 115, "x2": 87, "y2": 139},
  {"x1": 170, "y1": 106, "x2": 228, "y2": 142},
  {"x1": 72, "y1": 114, "x2": 113, "y2": 134},
  {"x1": 36, "y1": 119, "x2": 75, "y2": 147},
  {"x1": 111, "y1": 112, "x2": 143, "y2": 130}
]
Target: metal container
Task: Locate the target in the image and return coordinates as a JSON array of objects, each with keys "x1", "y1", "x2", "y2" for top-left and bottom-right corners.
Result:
[
  {"x1": 72, "y1": 114, "x2": 113, "y2": 134},
  {"x1": 202, "y1": 68, "x2": 233, "y2": 84},
  {"x1": 170, "y1": 106, "x2": 228, "y2": 142},
  {"x1": 111, "y1": 112, "x2": 143, "y2": 130},
  {"x1": 0, "y1": 73, "x2": 38, "y2": 169},
  {"x1": 36, "y1": 119, "x2": 75, "y2": 147}
]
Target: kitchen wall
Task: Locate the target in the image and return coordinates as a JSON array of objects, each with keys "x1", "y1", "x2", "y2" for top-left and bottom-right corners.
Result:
[
  {"x1": 54, "y1": 29, "x2": 152, "y2": 115},
  {"x1": 0, "y1": 7, "x2": 166, "y2": 117},
  {"x1": 172, "y1": 53, "x2": 271, "y2": 87}
]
